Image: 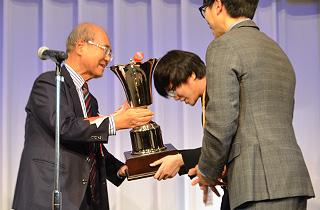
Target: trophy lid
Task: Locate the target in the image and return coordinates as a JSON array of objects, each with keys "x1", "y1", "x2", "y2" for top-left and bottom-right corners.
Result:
[{"x1": 110, "y1": 52, "x2": 158, "y2": 108}]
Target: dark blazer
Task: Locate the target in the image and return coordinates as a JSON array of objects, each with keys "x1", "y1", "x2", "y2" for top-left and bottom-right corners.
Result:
[
  {"x1": 13, "y1": 66, "x2": 124, "y2": 210},
  {"x1": 179, "y1": 148, "x2": 201, "y2": 175},
  {"x1": 198, "y1": 20, "x2": 315, "y2": 209}
]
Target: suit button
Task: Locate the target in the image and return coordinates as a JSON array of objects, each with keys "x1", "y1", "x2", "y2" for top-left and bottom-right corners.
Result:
[{"x1": 82, "y1": 179, "x2": 87, "y2": 185}]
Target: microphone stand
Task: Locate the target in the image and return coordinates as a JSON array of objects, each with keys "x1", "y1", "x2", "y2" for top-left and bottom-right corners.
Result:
[
  {"x1": 53, "y1": 60, "x2": 64, "y2": 210},
  {"x1": 38, "y1": 47, "x2": 68, "y2": 210}
]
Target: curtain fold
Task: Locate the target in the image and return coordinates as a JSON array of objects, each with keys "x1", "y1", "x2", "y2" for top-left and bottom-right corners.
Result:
[{"x1": 1, "y1": 0, "x2": 319, "y2": 209}]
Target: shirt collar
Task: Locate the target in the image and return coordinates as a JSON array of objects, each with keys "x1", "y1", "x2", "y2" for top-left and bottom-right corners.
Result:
[
  {"x1": 227, "y1": 18, "x2": 251, "y2": 33},
  {"x1": 64, "y1": 64, "x2": 86, "y2": 90}
]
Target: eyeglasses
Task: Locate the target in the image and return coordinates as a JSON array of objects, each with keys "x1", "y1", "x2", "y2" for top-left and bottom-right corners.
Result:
[
  {"x1": 167, "y1": 90, "x2": 177, "y2": 98},
  {"x1": 87, "y1": 40, "x2": 114, "y2": 61},
  {"x1": 199, "y1": 1, "x2": 214, "y2": 19}
]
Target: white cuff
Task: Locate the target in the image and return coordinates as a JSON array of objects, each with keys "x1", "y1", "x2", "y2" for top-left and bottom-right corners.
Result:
[{"x1": 109, "y1": 116, "x2": 116, "y2": 135}]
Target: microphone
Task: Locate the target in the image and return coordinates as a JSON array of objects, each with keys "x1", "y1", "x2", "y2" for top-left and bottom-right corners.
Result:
[{"x1": 38, "y1": 46, "x2": 68, "y2": 63}]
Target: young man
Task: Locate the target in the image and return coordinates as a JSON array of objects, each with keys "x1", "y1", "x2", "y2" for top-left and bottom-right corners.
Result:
[
  {"x1": 151, "y1": 50, "x2": 230, "y2": 210},
  {"x1": 151, "y1": 51, "x2": 206, "y2": 180},
  {"x1": 12, "y1": 23, "x2": 154, "y2": 210},
  {"x1": 189, "y1": 0, "x2": 315, "y2": 209}
]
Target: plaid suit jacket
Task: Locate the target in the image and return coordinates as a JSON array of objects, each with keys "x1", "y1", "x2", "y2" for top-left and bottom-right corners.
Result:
[{"x1": 198, "y1": 20, "x2": 315, "y2": 209}]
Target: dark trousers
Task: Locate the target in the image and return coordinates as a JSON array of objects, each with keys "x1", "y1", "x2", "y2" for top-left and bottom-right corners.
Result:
[{"x1": 221, "y1": 188, "x2": 230, "y2": 210}]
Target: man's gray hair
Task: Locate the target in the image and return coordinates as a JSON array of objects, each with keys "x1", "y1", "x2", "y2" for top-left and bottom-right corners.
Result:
[{"x1": 66, "y1": 23, "x2": 96, "y2": 53}]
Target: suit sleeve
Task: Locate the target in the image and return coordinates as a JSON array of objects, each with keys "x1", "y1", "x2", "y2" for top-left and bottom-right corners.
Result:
[
  {"x1": 198, "y1": 39, "x2": 241, "y2": 179},
  {"x1": 178, "y1": 148, "x2": 201, "y2": 176},
  {"x1": 28, "y1": 71, "x2": 110, "y2": 144},
  {"x1": 102, "y1": 146, "x2": 125, "y2": 187}
]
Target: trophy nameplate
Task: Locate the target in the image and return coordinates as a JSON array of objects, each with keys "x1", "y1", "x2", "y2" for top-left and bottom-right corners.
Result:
[{"x1": 110, "y1": 53, "x2": 177, "y2": 181}]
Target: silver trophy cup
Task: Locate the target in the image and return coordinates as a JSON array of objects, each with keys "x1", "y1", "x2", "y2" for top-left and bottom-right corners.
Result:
[{"x1": 110, "y1": 55, "x2": 177, "y2": 180}]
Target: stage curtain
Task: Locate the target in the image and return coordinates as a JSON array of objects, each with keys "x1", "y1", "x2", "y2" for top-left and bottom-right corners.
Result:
[{"x1": 0, "y1": 0, "x2": 319, "y2": 209}]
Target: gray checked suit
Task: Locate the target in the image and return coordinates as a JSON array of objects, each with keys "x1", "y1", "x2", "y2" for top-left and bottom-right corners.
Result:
[{"x1": 198, "y1": 20, "x2": 315, "y2": 209}]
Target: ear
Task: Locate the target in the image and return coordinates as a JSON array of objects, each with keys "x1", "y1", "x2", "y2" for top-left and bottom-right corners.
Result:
[
  {"x1": 75, "y1": 39, "x2": 86, "y2": 56},
  {"x1": 191, "y1": 72, "x2": 197, "y2": 80},
  {"x1": 216, "y1": 0, "x2": 223, "y2": 15}
]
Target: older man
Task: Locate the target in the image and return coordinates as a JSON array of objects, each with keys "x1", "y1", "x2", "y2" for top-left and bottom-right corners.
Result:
[{"x1": 12, "y1": 23, "x2": 154, "y2": 210}]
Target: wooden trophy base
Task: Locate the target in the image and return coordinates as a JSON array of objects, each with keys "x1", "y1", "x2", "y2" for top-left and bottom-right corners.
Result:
[{"x1": 124, "y1": 143, "x2": 178, "y2": 181}]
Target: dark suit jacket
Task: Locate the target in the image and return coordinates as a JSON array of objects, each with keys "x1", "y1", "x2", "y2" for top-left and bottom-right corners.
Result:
[
  {"x1": 178, "y1": 148, "x2": 201, "y2": 175},
  {"x1": 198, "y1": 20, "x2": 315, "y2": 209},
  {"x1": 13, "y1": 66, "x2": 124, "y2": 210}
]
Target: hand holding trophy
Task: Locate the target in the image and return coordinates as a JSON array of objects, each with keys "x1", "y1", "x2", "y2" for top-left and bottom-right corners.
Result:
[{"x1": 110, "y1": 52, "x2": 177, "y2": 181}]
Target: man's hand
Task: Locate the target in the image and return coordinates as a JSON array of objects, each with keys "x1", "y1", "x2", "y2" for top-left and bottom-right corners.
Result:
[
  {"x1": 110, "y1": 100, "x2": 130, "y2": 117},
  {"x1": 114, "y1": 107, "x2": 154, "y2": 130},
  {"x1": 119, "y1": 165, "x2": 128, "y2": 177},
  {"x1": 188, "y1": 165, "x2": 227, "y2": 203},
  {"x1": 150, "y1": 154, "x2": 184, "y2": 181}
]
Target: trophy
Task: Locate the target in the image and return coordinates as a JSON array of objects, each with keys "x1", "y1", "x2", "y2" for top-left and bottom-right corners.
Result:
[{"x1": 110, "y1": 52, "x2": 177, "y2": 181}]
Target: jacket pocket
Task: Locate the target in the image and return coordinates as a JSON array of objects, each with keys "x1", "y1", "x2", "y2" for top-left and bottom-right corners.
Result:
[
  {"x1": 228, "y1": 142, "x2": 241, "y2": 164},
  {"x1": 33, "y1": 158, "x2": 66, "y2": 171}
]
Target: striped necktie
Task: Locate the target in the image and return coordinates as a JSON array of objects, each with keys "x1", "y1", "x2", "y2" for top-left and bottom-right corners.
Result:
[
  {"x1": 82, "y1": 83, "x2": 98, "y2": 202},
  {"x1": 82, "y1": 83, "x2": 92, "y2": 118}
]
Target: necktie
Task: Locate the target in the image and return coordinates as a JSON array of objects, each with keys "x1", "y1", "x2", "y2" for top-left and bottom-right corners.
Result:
[
  {"x1": 82, "y1": 83, "x2": 92, "y2": 118},
  {"x1": 82, "y1": 83, "x2": 98, "y2": 202}
]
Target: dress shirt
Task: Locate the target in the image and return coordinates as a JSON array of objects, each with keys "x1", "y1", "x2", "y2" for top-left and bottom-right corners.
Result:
[
  {"x1": 65, "y1": 64, "x2": 116, "y2": 135},
  {"x1": 226, "y1": 18, "x2": 250, "y2": 33}
]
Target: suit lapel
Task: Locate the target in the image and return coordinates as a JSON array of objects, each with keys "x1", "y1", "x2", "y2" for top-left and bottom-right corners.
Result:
[{"x1": 61, "y1": 66, "x2": 84, "y2": 117}]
